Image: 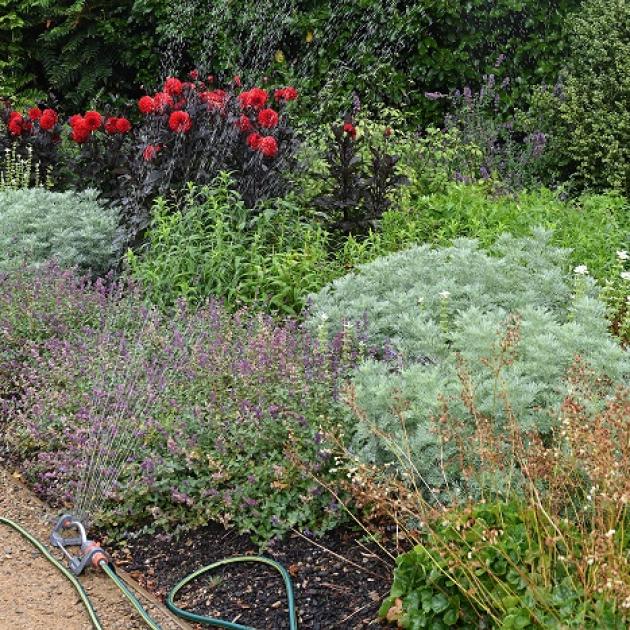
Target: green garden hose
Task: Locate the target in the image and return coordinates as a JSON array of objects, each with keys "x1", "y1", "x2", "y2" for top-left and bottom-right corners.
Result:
[
  {"x1": 1, "y1": 516, "x2": 298, "y2": 630},
  {"x1": 165, "y1": 555, "x2": 298, "y2": 630},
  {"x1": 0, "y1": 517, "x2": 104, "y2": 630},
  {"x1": 99, "y1": 561, "x2": 162, "y2": 630}
]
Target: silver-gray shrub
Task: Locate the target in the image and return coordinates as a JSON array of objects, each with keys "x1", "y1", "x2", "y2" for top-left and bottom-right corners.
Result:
[
  {"x1": 0, "y1": 188, "x2": 121, "y2": 274},
  {"x1": 309, "y1": 230, "x2": 629, "y2": 489}
]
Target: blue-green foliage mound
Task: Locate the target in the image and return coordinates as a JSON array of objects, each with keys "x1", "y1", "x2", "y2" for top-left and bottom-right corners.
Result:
[
  {"x1": 0, "y1": 188, "x2": 120, "y2": 274},
  {"x1": 309, "y1": 231, "x2": 629, "y2": 487}
]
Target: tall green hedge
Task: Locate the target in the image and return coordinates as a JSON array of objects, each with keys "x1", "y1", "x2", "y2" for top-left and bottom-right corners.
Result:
[
  {"x1": 0, "y1": 0, "x2": 166, "y2": 107},
  {"x1": 2, "y1": 0, "x2": 579, "y2": 121}
]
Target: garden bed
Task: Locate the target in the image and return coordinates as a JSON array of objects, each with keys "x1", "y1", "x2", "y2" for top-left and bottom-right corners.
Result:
[{"x1": 112, "y1": 523, "x2": 394, "y2": 629}]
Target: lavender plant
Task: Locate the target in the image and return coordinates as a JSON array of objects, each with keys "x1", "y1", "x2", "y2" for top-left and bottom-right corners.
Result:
[
  {"x1": 426, "y1": 70, "x2": 547, "y2": 191},
  {"x1": 3, "y1": 266, "x2": 358, "y2": 542}
]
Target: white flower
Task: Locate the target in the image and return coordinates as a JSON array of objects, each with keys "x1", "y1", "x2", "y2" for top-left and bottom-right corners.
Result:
[
  {"x1": 573, "y1": 265, "x2": 589, "y2": 275},
  {"x1": 621, "y1": 271, "x2": 630, "y2": 281},
  {"x1": 617, "y1": 250, "x2": 629, "y2": 261},
  {"x1": 439, "y1": 290, "x2": 451, "y2": 299},
  {"x1": 319, "y1": 312, "x2": 329, "y2": 322},
  {"x1": 605, "y1": 529, "x2": 616, "y2": 538}
]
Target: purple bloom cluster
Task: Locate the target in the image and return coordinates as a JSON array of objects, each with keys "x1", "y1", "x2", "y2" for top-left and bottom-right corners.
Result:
[{"x1": 2, "y1": 265, "x2": 357, "y2": 541}]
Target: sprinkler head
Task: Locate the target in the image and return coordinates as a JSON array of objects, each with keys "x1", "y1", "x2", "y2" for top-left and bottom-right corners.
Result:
[{"x1": 50, "y1": 514, "x2": 110, "y2": 575}]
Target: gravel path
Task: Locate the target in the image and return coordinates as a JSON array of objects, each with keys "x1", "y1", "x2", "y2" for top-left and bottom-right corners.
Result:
[{"x1": 0, "y1": 466, "x2": 189, "y2": 630}]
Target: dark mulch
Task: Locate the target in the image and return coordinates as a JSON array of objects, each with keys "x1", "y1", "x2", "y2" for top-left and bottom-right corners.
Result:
[{"x1": 112, "y1": 523, "x2": 396, "y2": 629}]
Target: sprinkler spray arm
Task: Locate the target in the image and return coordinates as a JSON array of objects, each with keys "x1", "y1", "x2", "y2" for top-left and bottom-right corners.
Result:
[{"x1": 50, "y1": 514, "x2": 109, "y2": 575}]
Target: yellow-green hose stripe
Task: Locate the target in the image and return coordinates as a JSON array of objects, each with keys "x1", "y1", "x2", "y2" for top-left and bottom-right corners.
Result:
[{"x1": 0, "y1": 517, "x2": 104, "y2": 630}]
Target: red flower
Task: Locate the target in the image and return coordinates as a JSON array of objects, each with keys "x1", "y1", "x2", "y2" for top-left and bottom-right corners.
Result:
[
  {"x1": 104, "y1": 117, "x2": 119, "y2": 134},
  {"x1": 138, "y1": 96, "x2": 156, "y2": 114},
  {"x1": 68, "y1": 114, "x2": 83, "y2": 128},
  {"x1": 8, "y1": 113, "x2": 25, "y2": 136},
  {"x1": 39, "y1": 109, "x2": 58, "y2": 131},
  {"x1": 168, "y1": 110, "x2": 192, "y2": 133},
  {"x1": 188, "y1": 69, "x2": 199, "y2": 80},
  {"x1": 142, "y1": 144, "x2": 161, "y2": 161},
  {"x1": 84, "y1": 111, "x2": 103, "y2": 131},
  {"x1": 28, "y1": 107, "x2": 42, "y2": 121},
  {"x1": 153, "y1": 92, "x2": 174, "y2": 113},
  {"x1": 274, "y1": 87, "x2": 298, "y2": 102},
  {"x1": 233, "y1": 75, "x2": 242, "y2": 87},
  {"x1": 164, "y1": 77, "x2": 183, "y2": 96},
  {"x1": 343, "y1": 122, "x2": 357, "y2": 139},
  {"x1": 200, "y1": 90, "x2": 227, "y2": 110},
  {"x1": 258, "y1": 135, "x2": 278, "y2": 158},
  {"x1": 115, "y1": 117, "x2": 132, "y2": 133},
  {"x1": 70, "y1": 118, "x2": 91, "y2": 143},
  {"x1": 239, "y1": 88, "x2": 268, "y2": 110},
  {"x1": 207, "y1": 75, "x2": 214, "y2": 83},
  {"x1": 236, "y1": 115, "x2": 253, "y2": 132},
  {"x1": 257, "y1": 108, "x2": 279, "y2": 129},
  {"x1": 246, "y1": 132, "x2": 263, "y2": 150}
]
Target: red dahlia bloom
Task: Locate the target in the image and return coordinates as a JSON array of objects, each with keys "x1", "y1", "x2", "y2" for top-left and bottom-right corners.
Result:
[
  {"x1": 39, "y1": 109, "x2": 58, "y2": 131},
  {"x1": 138, "y1": 96, "x2": 156, "y2": 114},
  {"x1": 153, "y1": 92, "x2": 174, "y2": 113},
  {"x1": 236, "y1": 115, "x2": 253, "y2": 132},
  {"x1": 274, "y1": 87, "x2": 298, "y2": 102},
  {"x1": 104, "y1": 117, "x2": 118, "y2": 134},
  {"x1": 258, "y1": 136, "x2": 278, "y2": 158},
  {"x1": 168, "y1": 110, "x2": 192, "y2": 133},
  {"x1": 70, "y1": 118, "x2": 91, "y2": 143},
  {"x1": 257, "y1": 108, "x2": 279, "y2": 129},
  {"x1": 8, "y1": 114, "x2": 25, "y2": 136},
  {"x1": 246, "y1": 132, "x2": 263, "y2": 150},
  {"x1": 68, "y1": 114, "x2": 83, "y2": 128},
  {"x1": 200, "y1": 90, "x2": 227, "y2": 110},
  {"x1": 188, "y1": 69, "x2": 199, "y2": 80},
  {"x1": 343, "y1": 122, "x2": 357, "y2": 139},
  {"x1": 142, "y1": 144, "x2": 161, "y2": 161},
  {"x1": 115, "y1": 117, "x2": 132, "y2": 133},
  {"x1": 84, "y1": 111, "x2": 103, "y2": 131},
  {"x1": 164, "y1": 77, "x2": 183, "y2": 96},
  {"x1": 28, "y1": 107, "x2": 42, "y2": 121},
  {"x1": 239, "y1": 88, "x2": 268, "y2": 110}
]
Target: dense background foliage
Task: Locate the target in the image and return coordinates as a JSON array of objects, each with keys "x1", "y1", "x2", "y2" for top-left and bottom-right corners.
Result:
[{"x1": 2, "y1": 0, "x2": 579, "y2": 121}]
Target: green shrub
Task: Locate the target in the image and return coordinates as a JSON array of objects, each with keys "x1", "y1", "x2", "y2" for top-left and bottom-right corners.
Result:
[
  {"x1": 600, "y1": 251, "x2": 630, "y2": 346},
  {"x1": 309, "y1": 232, "x2": 629, "y2": 486},
  {"x1": 133, "y1": 0, "x2": 578, "y2": 125},
  {"x1": 127, "y1": 176, "x2": 335, "y2": 315},
  {"x1": 0, "y1": 0, "x2": 165, "y2": 108},
  {"x1": 528, "y1": 0, "x2": 630, "y2": 196},
  {"x1": 0, "y1": 188, "x2": 121, "y2": 274},
  {"x1": 355, "y1": 184, "x2": 629, "y2": 283},
  {"x1": 380, "y1": 501, "x2": 629, "y2": 629}
]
